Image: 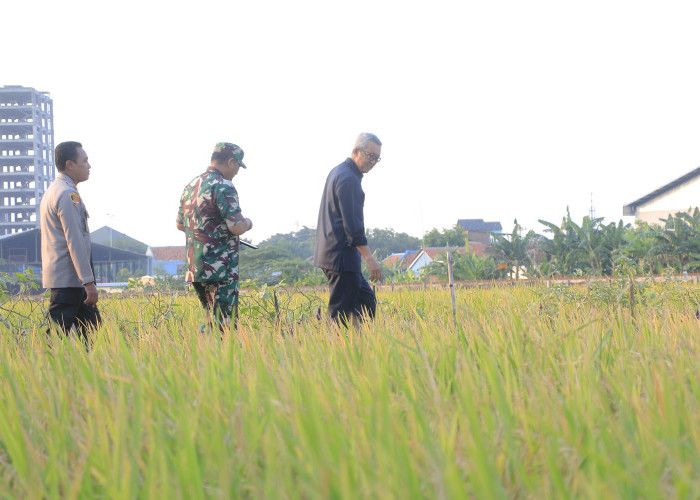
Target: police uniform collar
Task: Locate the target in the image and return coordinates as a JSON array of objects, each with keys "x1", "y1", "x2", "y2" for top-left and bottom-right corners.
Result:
[{"x1": 57, "y1": 172, "x2": 78, "y2": 188}]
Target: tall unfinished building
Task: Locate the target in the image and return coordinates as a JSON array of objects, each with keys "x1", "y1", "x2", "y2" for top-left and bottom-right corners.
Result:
[{"x1": 0, "y1": 85, "x2": 55, "y2": 235}]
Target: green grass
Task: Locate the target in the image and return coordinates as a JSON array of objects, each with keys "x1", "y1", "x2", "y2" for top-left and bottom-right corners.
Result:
[{"x1": 1, "y1": 283, "x2": 700, "y2": 498}]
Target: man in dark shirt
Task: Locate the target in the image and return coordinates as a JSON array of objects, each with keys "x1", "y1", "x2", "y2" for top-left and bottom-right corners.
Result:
[{"x1": 313, "y1": 132, "x2": 383, "y2": 326}]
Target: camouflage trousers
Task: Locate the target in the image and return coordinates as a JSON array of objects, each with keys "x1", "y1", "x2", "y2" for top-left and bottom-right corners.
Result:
[{"x1": 192, "y1": 281, "x2": 239, "y2": 329}]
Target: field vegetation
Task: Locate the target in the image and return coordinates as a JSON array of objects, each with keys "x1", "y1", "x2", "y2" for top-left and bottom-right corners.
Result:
[
  {"x1": 225, "y1": 208, "x2": 700, "y2": 287},
  {"x1": 1, "y1": 276, "x2": 700, "y2": 498}
]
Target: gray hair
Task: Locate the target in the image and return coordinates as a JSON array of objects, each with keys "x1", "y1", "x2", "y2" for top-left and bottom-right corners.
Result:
[{"x1": 354, "y1": 132, "x2": 382, "y2": 151}]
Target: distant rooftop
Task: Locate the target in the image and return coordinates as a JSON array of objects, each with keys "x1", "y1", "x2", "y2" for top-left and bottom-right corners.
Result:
[
  {"x1": 623, "y1": 167, "x2": 700, "y2": 215},
  {"x1": 0, "y1": 85, "x2": 49, "y2": 95},
  {"x1": 457, "y1": 219, "x2": 502, "y2": 232},
  {"x1": 91, "y1": 226, "x2": 148, "y2": 253}
]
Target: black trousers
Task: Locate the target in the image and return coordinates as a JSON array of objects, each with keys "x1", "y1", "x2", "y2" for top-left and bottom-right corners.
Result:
[
  {"x1": 323, "y1": 269, "x2": 376, "y2": 327},
  {"x1": 47, "y1": 287, "x2": 101, "y2": 343}
]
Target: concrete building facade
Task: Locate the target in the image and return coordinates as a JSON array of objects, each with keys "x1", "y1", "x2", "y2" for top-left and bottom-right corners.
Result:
[
  {"x1": 0, "y1": 85, "x2": 55, "y2": 235},
  {"x1": 456, "y1": 219, "x2": 502, "y2": 246},
  {"x1": 623, "y1": 167, "x2": 700, "y2": 224}
]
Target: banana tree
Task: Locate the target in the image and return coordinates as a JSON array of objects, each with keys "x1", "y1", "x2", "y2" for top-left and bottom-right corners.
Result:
[
  {"x1": 653, "y1": 212, "x2": 696, "y2": 272},
  {"x1": 489, "y1": 219, "x2": 534, "y2": 279}
]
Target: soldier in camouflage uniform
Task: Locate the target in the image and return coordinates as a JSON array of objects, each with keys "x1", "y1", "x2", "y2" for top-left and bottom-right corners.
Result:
[{"x1": 176, "y1": 142, "x2": 254, "y2": 330}]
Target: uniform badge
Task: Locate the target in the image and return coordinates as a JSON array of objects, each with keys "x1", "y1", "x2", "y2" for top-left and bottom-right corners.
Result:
[{"x1": 70, "y1": 193, "x2": 81, "y2": 206}]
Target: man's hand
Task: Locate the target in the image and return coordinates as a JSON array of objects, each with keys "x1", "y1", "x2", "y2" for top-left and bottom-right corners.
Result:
[
  {"x1": 228, "y1": 217, "x2": 253, "y2": 236},
  {"x1": 367, "y1": 256, "x2": 383, "y2": 283},
  {"x1": 356, "y1": 245, "x2": 383, "y2": 282},
  {"x1": 84, "y1": 282, "x2": 99, "y2": 306}
]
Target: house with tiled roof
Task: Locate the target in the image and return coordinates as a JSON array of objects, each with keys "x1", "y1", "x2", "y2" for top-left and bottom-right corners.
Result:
[
  {"x1": 623, "y1": 167, "x2": 700, "y2": 224},
  {"x1": 408, "y1": 246, "x2": 477, "y2": 275},
  {"x1": 457, "y1": 219, "x2": 503, "y2": 246},
  {"x1": 400, "y1": 251, "x2": 419, "y2": 269},
  {"x1": 384, "y1": 241, "x2": 489, "y2": 276},
  {"x1": 467, "y1": 241, "x2": 487, "y2": 258},
  {"x1": 151, "y1": 246, "x2": 186, "y2": 276},
  {"x1": 383, "y1": 253, "x2": 404, "y2": 266},
  {"x1": 383, "y1": 250, "x2": 419, "y2": 270}
]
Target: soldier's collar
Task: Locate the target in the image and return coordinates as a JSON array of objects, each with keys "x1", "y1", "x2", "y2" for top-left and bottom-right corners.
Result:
[{"x1": 207, "y1": 165, "x2": 223, "y2": 176}]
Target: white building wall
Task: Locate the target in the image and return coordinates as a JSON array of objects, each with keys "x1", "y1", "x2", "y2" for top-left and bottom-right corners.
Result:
[
  {"x1": 409, "y1": 253, "x2": 433, "y2": 275},
  {"x1": 637, "y1": 177, "x2": 700, "y2": 223}
]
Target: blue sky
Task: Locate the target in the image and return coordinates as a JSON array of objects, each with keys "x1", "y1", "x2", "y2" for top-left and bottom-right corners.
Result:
[{"x1": 5, "y1": 0, "x2": 700, "y2": 246}]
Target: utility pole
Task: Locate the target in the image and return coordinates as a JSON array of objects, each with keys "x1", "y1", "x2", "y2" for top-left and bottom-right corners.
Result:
[{"x1": 447, "y1": 249, "x2": 457, "y2": 328}]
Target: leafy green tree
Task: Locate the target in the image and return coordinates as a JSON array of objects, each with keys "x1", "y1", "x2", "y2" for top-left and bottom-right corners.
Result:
[
  {"x1": 258, "y1": 227, "x2": 316, "y2": 260},
  {"x1": 422, "y1": 225, "x2": 468, "y2": 247},
  {"x1": 538, "y1": 209, "x2": 604, "y2": 276},
  {"x1": 239, "y1": 246, "x2": 315, "y2": 286},
  {"x1": 598, "y1": 220, "x2": 631, "y2": 275},
  {"x1": 256, "y1": 226, "x2": 421, "y2": 262},
  {"x1": 455, "y1": 253, "x2": 498, "y2": 280},
  {"x1": 366, "y1": 228, "x2": 421, "y2": 259},
  {"x1": 676, "y1": 208, "x2": 700, "y2": 272},
  {"x1": 537, "y1": 210, "x2": 637, "y2": 277},
  {"x1": 537, "y1": 217, "x2": 574, "y2": 276},
  {"x1": 567, "y1": 215, "x2": 606, "y2": 275},
  {"x1": 623, "y1": 221, "x2": 662, "y2": 275},
  {"x1": 653, "y1": 209, "x2": 700, "y2": 272}
]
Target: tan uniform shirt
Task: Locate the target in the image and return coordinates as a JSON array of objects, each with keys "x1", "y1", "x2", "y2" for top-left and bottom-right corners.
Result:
[{"x1": 40, "y1": 173, "x2": 95, "y2": 288}]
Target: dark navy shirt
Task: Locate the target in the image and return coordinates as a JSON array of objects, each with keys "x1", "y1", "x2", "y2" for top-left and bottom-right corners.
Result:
[{"x1": 313, "y1": 158, "x2": 368, "y2": 272}]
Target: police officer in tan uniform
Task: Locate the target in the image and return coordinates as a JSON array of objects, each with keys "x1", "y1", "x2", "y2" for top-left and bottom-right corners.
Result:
[{"x1": 40, "y1": 141, "x2": 100, "y2": 342}]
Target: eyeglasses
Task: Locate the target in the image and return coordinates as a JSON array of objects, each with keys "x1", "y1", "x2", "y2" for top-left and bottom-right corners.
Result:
[{"x1": 362, "y1": 150, "x2": 381, "y2": 163}]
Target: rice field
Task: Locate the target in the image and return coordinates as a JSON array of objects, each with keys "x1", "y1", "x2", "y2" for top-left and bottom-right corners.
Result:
[{"x1": 1, "y1": 280, "x2": 700, "y2": 499}]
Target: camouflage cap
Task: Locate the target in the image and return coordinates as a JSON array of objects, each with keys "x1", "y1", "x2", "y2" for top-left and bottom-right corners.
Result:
[{"x1": 214, "y1": 142, "x2": 247, "y2": 168}]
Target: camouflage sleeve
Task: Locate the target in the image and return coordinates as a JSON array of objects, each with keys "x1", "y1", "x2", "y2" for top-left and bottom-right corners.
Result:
[
  {"x1": 176, "y1": 196, "x2": 184, "y2": 227},
  {"x1": 214, "y1": 182, "x2": 245, "y2": 227},
  {"x1": 177, "y1": 183, "x2": 193, "y2": 228}
]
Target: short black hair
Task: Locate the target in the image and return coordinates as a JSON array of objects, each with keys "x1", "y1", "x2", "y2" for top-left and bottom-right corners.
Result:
[
  {"x1": 211, "y1": 151, "x2": 234, "y2": 163},
  {"x1": 55, "y1": 141, "x2": 83, "y2": 172}
]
